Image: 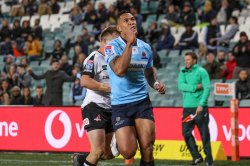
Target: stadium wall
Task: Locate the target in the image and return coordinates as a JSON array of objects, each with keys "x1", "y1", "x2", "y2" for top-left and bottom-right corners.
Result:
[{"x1": 0, "y1": 106, "x2": 250, "y2": 157}]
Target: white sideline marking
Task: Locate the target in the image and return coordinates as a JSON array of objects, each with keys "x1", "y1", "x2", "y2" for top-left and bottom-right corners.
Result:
[{"x1": 0, "y1": 159, "x2": 70, "y2": 163}]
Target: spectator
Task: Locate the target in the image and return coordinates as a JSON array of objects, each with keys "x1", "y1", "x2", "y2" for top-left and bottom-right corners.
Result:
[
  {"x1": 156, "y1": 19, "x2": 175, "y2": 51},
  {"x1": 24, "y1": 34, "x2": 42, "y2": 60},
  {"x1": 165, "y1": 4, "x2": 179, "y2": 26},
  {"x1": 33, "y1": 85, "x2": 44, "y2": 105},
  {"x1": 0, "y1": 79, "x2": 11, "y2": 96},
  {"x1": 96, "y1": 2, "x2": 108, "y2": 25},
  {"x1": 38, "y1": 0, "x2": 52, "y2": 15},
  {"x1": 130, "y1": 6, "x2": 144, "y2": 39},
  {"x1": 71, "y1": 77, "x2": 86, "y2": 104},
  {"x1": 17, "y1": 64, "x2": 32, "y2": 88},
  {"x1": 178, "y1": 1, "x2": 196, "y2": 26},
  {"x1": 32, "y1": 19, "x2": 43, "y2": 40},
  {"x1": 70, "y1": 6, "x2": 84, "y2": 25},
  {"x1": 232, "y1": 31, "x2": 250, "y2": 78},
  {"x1": 203, "y1": 52, "x2": 222, "y2": 79},
  {"x1": 2, "y1": 55, "x2": 14, "y2": 74},
  {"x1": 50, "y1": 0, "x2": 60, "y2": 14},
  {"x1": 236, "y1": 69, "x2": 250, "y2": 100},
  {"x1": 0, "y1": 19, "x2": 12, "y2": 42},
  {"x1": 198, "y1": 0, "x2": 216, "y2": 23},
  {"x1": 176, "y1": 23, "x2": 198, "y2": 55},
  {"x1": 77, "y1": 0, "x2": 90, "y2": 9},
  {"x1": 65, "y1": 35, "x2": 88, "y2": 56},
  {"x1": 59, "y1": 54, "x2": 73, "y2": 76},
  {"x1": 221, "y1": 51, "x2": 236, "y2": 80},
  {"x1": 21, "y1": 20, "x2": 32, "y2": 40},
  {"x1": 6, "y1": 64, "x2": 19, "y2": 87},
  {"x1": 52, "y1": 39, "x2": 65, "y2": 60},
  {"x1": 201, "y1": 16, "x2": 220, "y2": 55},
  {"x1": 75, "y1": 53, "x2": 86, "y2": 69},
  {"x1": 19, "y1": 57, "x2": 30, "y2": 70},
  {"x1": 145, "y1": 22, "x2": 159, "y2": 44},
  {"x1": 0, "y1": 37, "x2": 13, "y2": 55},
  {"x1": 10, "y1": 86, "x2": 22, "y2": 105},
  {"x1": 28, "y1": 59, "x2": 76, "y2": 106},
  {"x1": 215, "y1": 16, "x2": 239, "y2": 53},
  {"x1": 83, "y1": 2, "x2": 98, "y2": 26},
  {"x1": 117, "y1": 0, "x2": 132, "y2": 11},
  {"x1": 72, "y1": 45, "x2": 82, "y2": 65},
  {"x1": 107, "y1": 4, "x2": 118, "y2": 24},
  {"x1": 0, "y1": 92, "x2": 10, "y2": 105},
  {"x1": 217, "y1": 50, "x2": 226, "y2": 66},
  {"x1": 21, "y1": 87, "x2": 34, "y2": 105},
  {"x1": 12, "y1": 41, "x2": 25, "y2": 57},
  {"x1": 12, "y1": 19, "x2": 22, "y2": 40},
  {"x1": 216, "y1": 0, "x2": 231, "y2": 25}
]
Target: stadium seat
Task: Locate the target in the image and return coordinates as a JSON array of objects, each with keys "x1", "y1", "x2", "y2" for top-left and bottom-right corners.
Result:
[
  {"x1": 239, "y1": 99, "x2": 250, "y2": 107},
  {"x1": 30, "y1": 15, "x2": 40, "y2": 27}
]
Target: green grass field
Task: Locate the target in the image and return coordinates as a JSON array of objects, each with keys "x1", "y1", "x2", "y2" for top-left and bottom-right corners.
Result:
[{"x1": 0, "y1": 153, "x2": 250, "y2": 166}]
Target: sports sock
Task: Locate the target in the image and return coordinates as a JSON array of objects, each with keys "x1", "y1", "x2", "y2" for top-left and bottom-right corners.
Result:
[
  {"x1": 140, "y1": 160, "x2": 155, "y2": 166},
  {"x1": 84, "y1": 159, "x2": 96, "y2": 166}
]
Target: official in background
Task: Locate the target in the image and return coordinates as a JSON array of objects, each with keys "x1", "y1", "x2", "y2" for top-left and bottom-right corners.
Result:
[{"x1": 178, "y1": 52, "x2": 213, "y2": 166}]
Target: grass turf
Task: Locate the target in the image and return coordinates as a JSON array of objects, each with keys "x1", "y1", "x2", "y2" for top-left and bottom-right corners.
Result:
[{"x1": 0, "y1": 152, "x2": 249, "y2": 166}]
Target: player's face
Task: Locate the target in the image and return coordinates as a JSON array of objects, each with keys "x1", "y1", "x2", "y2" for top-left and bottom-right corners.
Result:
[
  {"x1": 118, "y1": 13, "x2": 137, "y2": 34},
  {"x1": 184, "y1": 55, "x2": 196, "y2": 69}
]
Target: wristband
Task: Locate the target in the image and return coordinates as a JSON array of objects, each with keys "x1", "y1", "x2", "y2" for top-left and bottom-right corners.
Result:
[{"x1": 153, "y1": 81, "x2": 160, "y2": 88}]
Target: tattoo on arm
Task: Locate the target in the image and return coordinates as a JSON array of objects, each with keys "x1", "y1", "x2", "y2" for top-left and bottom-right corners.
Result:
[{"x1": 144, "y1": 67, "x2": 158, "y2": 88}]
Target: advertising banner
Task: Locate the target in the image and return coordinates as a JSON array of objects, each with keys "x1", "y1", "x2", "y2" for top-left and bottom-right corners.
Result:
[{"x1": 0, "y1": 107, "x2": 250, "y2": 157}]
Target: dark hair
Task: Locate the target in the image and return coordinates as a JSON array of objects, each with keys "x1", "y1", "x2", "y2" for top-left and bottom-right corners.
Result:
[
  {"x1": 231, "y1": 16, "x2": 238, "y2": 24},
  {"x1": 185, "y1": 52, "x2": 198, "y2": 61},
  {"x1": 36, "y1": 85, "x2": 43, "y2": 89},
  {"x1": 100, "y1": 25, "x2": 119, "y2": 40},
  {"x1": 117, "y1": 10, "x2": 130, "y2": 20}
]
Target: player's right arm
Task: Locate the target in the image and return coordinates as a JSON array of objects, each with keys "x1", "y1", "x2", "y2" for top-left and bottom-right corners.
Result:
[
  {"x1": 81, "y1": 75, "x2": 110, "y2": 93},
  {"x1": 106, "y1": 29, "x2": 136, "y2": 77}
]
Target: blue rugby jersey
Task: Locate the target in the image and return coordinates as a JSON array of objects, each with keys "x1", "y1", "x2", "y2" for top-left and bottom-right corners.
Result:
[{"x1": 105, "y1": 36, "x2": 153, "y2": 105}]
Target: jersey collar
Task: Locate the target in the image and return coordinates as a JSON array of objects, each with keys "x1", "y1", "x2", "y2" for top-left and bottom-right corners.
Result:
[{"x1": 119, "y1": 36, "x2": 138, "y2": 46}]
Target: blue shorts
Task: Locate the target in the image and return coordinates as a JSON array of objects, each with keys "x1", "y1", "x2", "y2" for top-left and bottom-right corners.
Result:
[{"x1": 111, "y1": 97, "x2": 154, "y2": 131}]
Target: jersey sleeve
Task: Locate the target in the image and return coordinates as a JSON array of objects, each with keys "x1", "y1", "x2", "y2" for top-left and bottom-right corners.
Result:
[
  {"x1": 105, "y1": 42, "x2": 121, "y2": 64},
  {"x1": 81, "y1": 56, "x2": 95, "y2": 78},
  {"x1": 145, "y1": 44, "x2": 153, "y2": 68}
]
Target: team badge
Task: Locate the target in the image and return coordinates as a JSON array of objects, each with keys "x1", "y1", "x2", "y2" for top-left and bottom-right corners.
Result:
[
  {"x1": 86, "y1": 60, "x2": 94, "y2": 70},
  {"x1": 141, "y1": 52, "x2": 148, "y2": 59},
  {"x1": 83, "y1": 118, "x2": 89, "y2": 126},
  {"x1": 105, "y1": 45, "x2": 114, "y2": 57}
]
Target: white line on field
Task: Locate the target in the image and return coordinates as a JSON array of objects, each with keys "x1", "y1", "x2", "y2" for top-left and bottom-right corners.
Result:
[{"x1": 0, "y1": 159, "x2": 70, "y2": 163}]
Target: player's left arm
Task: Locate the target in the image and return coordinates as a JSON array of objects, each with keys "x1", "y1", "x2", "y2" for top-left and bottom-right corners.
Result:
[
  {"x1": 144, "y1": 67, "x2": 166, "y2": 94},
  {"x1": 196, "y1": 69, "x2": 210, "y2": 114},
  {"x1": 144, "y1": 45, "x2": 165, "y2": 94},
  {"x1": 199, "y1": 69, "x2": 210, "y2": 106}
]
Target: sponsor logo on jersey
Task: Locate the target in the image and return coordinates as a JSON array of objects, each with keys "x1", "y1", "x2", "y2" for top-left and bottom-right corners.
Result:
[
  {"x1": 94, "y1": 115, "x2": 102, "y2": 122},
  {"x1": 102, "y1": 65, "x2": 107, "y2": 70},
  {"x1": 141, "y1": 51, "x2": 148, "y2": 59},
  {"x1": 132, "y1": 47, "x2": 138, "y2": 54},
  {"x1": 128, "y1": 63, "x2": 147, "y2": 71},
  {"x1": 105, "y1": 45, "x2": 114, "y2": 57}
]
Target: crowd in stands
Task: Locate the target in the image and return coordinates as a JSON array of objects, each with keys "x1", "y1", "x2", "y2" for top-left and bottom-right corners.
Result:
[{"x1": 0, "y1": 0, "x2": 250, "y2": 106}]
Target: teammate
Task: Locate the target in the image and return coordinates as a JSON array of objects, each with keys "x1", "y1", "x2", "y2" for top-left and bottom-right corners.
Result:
[
  {"x1": 105, "y1": 11, "x2": 166, "y2": 166},
  {"x1": 73, "y1": 26, "x2": 119, "y2": 166},
  {"x1": 178, "y1": 52, "x2": 213, "y2": 166}
]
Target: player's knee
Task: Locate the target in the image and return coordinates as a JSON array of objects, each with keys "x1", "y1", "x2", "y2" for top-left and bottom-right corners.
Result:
[{"x1": 121, "y1": 151, "x2": 136, "y2": 160}]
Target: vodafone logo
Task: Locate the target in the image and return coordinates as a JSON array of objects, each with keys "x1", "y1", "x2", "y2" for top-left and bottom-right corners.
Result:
[
  {"x1": 45, "y1": 110, "x2": 72, "y2": 148},
  {"x1": 208, "y1": 114, "x2": 218, "y2": 141},
  {"x1": 193, "y1": 114, "x2": 218, "y2": 141}
]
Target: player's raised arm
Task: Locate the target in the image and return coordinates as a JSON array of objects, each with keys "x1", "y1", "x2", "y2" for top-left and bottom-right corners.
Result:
[{"x1": 106, "y1": 11, "x2": 137, "y2": 77}]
